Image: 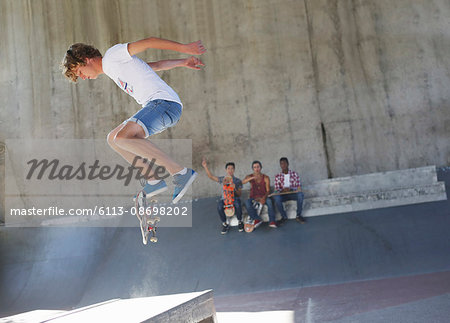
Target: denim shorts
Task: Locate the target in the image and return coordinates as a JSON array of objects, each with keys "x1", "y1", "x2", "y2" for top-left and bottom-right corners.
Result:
[{"x1": 126, "y1": 100, "x2": 182, "y2": 137}]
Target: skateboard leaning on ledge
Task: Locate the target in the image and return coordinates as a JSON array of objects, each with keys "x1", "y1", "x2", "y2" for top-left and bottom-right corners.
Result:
[{"x1": 135, "y1": 190, "x2": 160, "y2": 245}]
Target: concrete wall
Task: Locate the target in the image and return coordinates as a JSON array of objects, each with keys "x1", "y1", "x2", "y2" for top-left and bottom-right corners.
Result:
[{"x1": 1, "y1": 0, "x2": 450, "y2": 201}]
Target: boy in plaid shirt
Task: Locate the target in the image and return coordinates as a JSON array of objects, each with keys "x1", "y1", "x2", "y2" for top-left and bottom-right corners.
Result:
[{"x1": 273, "y1": 157, "x2": 306, "y2": 224}]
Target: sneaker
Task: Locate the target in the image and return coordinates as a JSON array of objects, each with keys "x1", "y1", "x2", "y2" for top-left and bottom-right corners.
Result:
[
  {"x1": 254, "y1": 219, "x2": 262, "y2": 228},
  {"x1": 172, "y1": 169, "x2": 198, "y2": 204},
  {"x1": 278, "y1": 218, "x2": 288, "y2": 225},
  {"x1": 269, "y1": 221, "x2": 278, "y2": 228},
  {"x1": 296, "y1": 216, "x2": 306, "y2": 224},
  {"x1": 221, "y1": 223, "x2": 229, "y2": 235},
  {"x1": 238, "y1": 221, "x2": 244, "y2": 232},
  {"x1": 133, "y1": 181, "x2": 167, "y2": 201}
]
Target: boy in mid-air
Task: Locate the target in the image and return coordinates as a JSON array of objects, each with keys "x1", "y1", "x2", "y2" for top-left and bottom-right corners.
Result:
[{"x1": 61, "y1": 37, "x2": 206, "y2": 203}]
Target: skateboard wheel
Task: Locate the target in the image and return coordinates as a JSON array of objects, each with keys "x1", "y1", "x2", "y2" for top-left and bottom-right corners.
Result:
[{"x1": 150, "y1": 237, "x2": 158, "y2": 243}]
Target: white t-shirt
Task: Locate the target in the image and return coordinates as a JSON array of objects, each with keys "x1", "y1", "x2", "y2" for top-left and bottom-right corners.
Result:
[
  {"x1": 283, "y1": 174, "x2": 290, "y2": 188},
  {"x1": 102, "y1": 43, "x2": 182, "y2": 107}
]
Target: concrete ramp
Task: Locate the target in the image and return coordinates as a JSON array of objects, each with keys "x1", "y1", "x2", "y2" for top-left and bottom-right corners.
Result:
[{"x1": 1, "y1": 290, "x2": 217, "y2": 323}]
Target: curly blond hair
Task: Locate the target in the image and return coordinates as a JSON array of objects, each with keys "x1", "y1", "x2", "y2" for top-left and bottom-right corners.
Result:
[{"x1": 60, "y1": 43, "x2": 102, "y2": 82}]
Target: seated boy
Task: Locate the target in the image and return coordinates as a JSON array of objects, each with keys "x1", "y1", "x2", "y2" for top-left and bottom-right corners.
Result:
[
  {"x1": 273, "y1": 157, "x2": 306, "y2": 223},
  {"x1": 202, "y1": 158, "x2": 244, "y2": 234}
]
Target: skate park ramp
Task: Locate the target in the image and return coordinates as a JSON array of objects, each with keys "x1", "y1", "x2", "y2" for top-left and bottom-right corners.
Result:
[
  {"x1": 1, "y1": 168, "x2": 449, "y2": 322},
  {"x1": 0, "y1": 290, "x2": 217, "y2": 323}
]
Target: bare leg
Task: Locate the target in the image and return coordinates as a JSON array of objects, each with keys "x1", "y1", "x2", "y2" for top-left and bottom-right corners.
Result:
[
  {"x1": 113, "y1": 121, "x2": 183, "y2": 175},
  {"x1": 107, "y1": 124, "x2": 164, "y2": 180}
]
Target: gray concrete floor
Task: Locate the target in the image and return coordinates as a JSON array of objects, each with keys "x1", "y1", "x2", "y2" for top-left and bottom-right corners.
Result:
[
  {"x1": 214, "y1": 271, "x2": 450, "y2": 322},
  {"x1": 1, "y1": 168, "x2": 449, "y2": 321}
]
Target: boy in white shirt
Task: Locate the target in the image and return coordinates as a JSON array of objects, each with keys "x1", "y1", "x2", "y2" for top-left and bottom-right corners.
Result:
[{"x1": 61, "y1": 37, "x2": 206, "y2": 203}]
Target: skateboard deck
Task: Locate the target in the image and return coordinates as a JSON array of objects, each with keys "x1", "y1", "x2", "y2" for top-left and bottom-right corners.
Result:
[
  {"x1": 135, "y1": 190, "x2": 160, "y2": 245},
  {"x1": 222, "y1": 176, "x2": 235, "y2": 217},
  {"x1": 245, "y1": 200, "x2": 263, "y2": 233},
  {"x1": 244, "y1": 220, "x2": 255, "y2": 233},
  {"x1": 268, "y1": 189, "x2": 301, "y2": 197}
]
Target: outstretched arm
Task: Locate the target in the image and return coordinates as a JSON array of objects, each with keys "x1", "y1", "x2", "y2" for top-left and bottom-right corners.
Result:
[
  {"x1": 148, "y1": 57, "x2": 205, "y2": 71},
  {"x1": 128, "y1": 37, "x2": 206, "y2": 56},
  {"x1": 202, "y1": 157, "x2": 219, "y2": 182}
]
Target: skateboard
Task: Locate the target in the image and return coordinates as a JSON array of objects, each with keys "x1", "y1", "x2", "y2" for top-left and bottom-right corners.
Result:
[
  {"x1": 268, "y1": 189, "x2": 301, "y2": 197},
  {"x1": 135, "y1": 190, "x2": 160, "y2": 245},
  {"x1": 222, "y1": 176, "x2": 235, "y2": 217},
  {"x1": 244, "y1": 220, "x2": 255, "y2": 233},
  {"x1": 244, "y1": 201, "x2": 263, "y2": 233}
]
